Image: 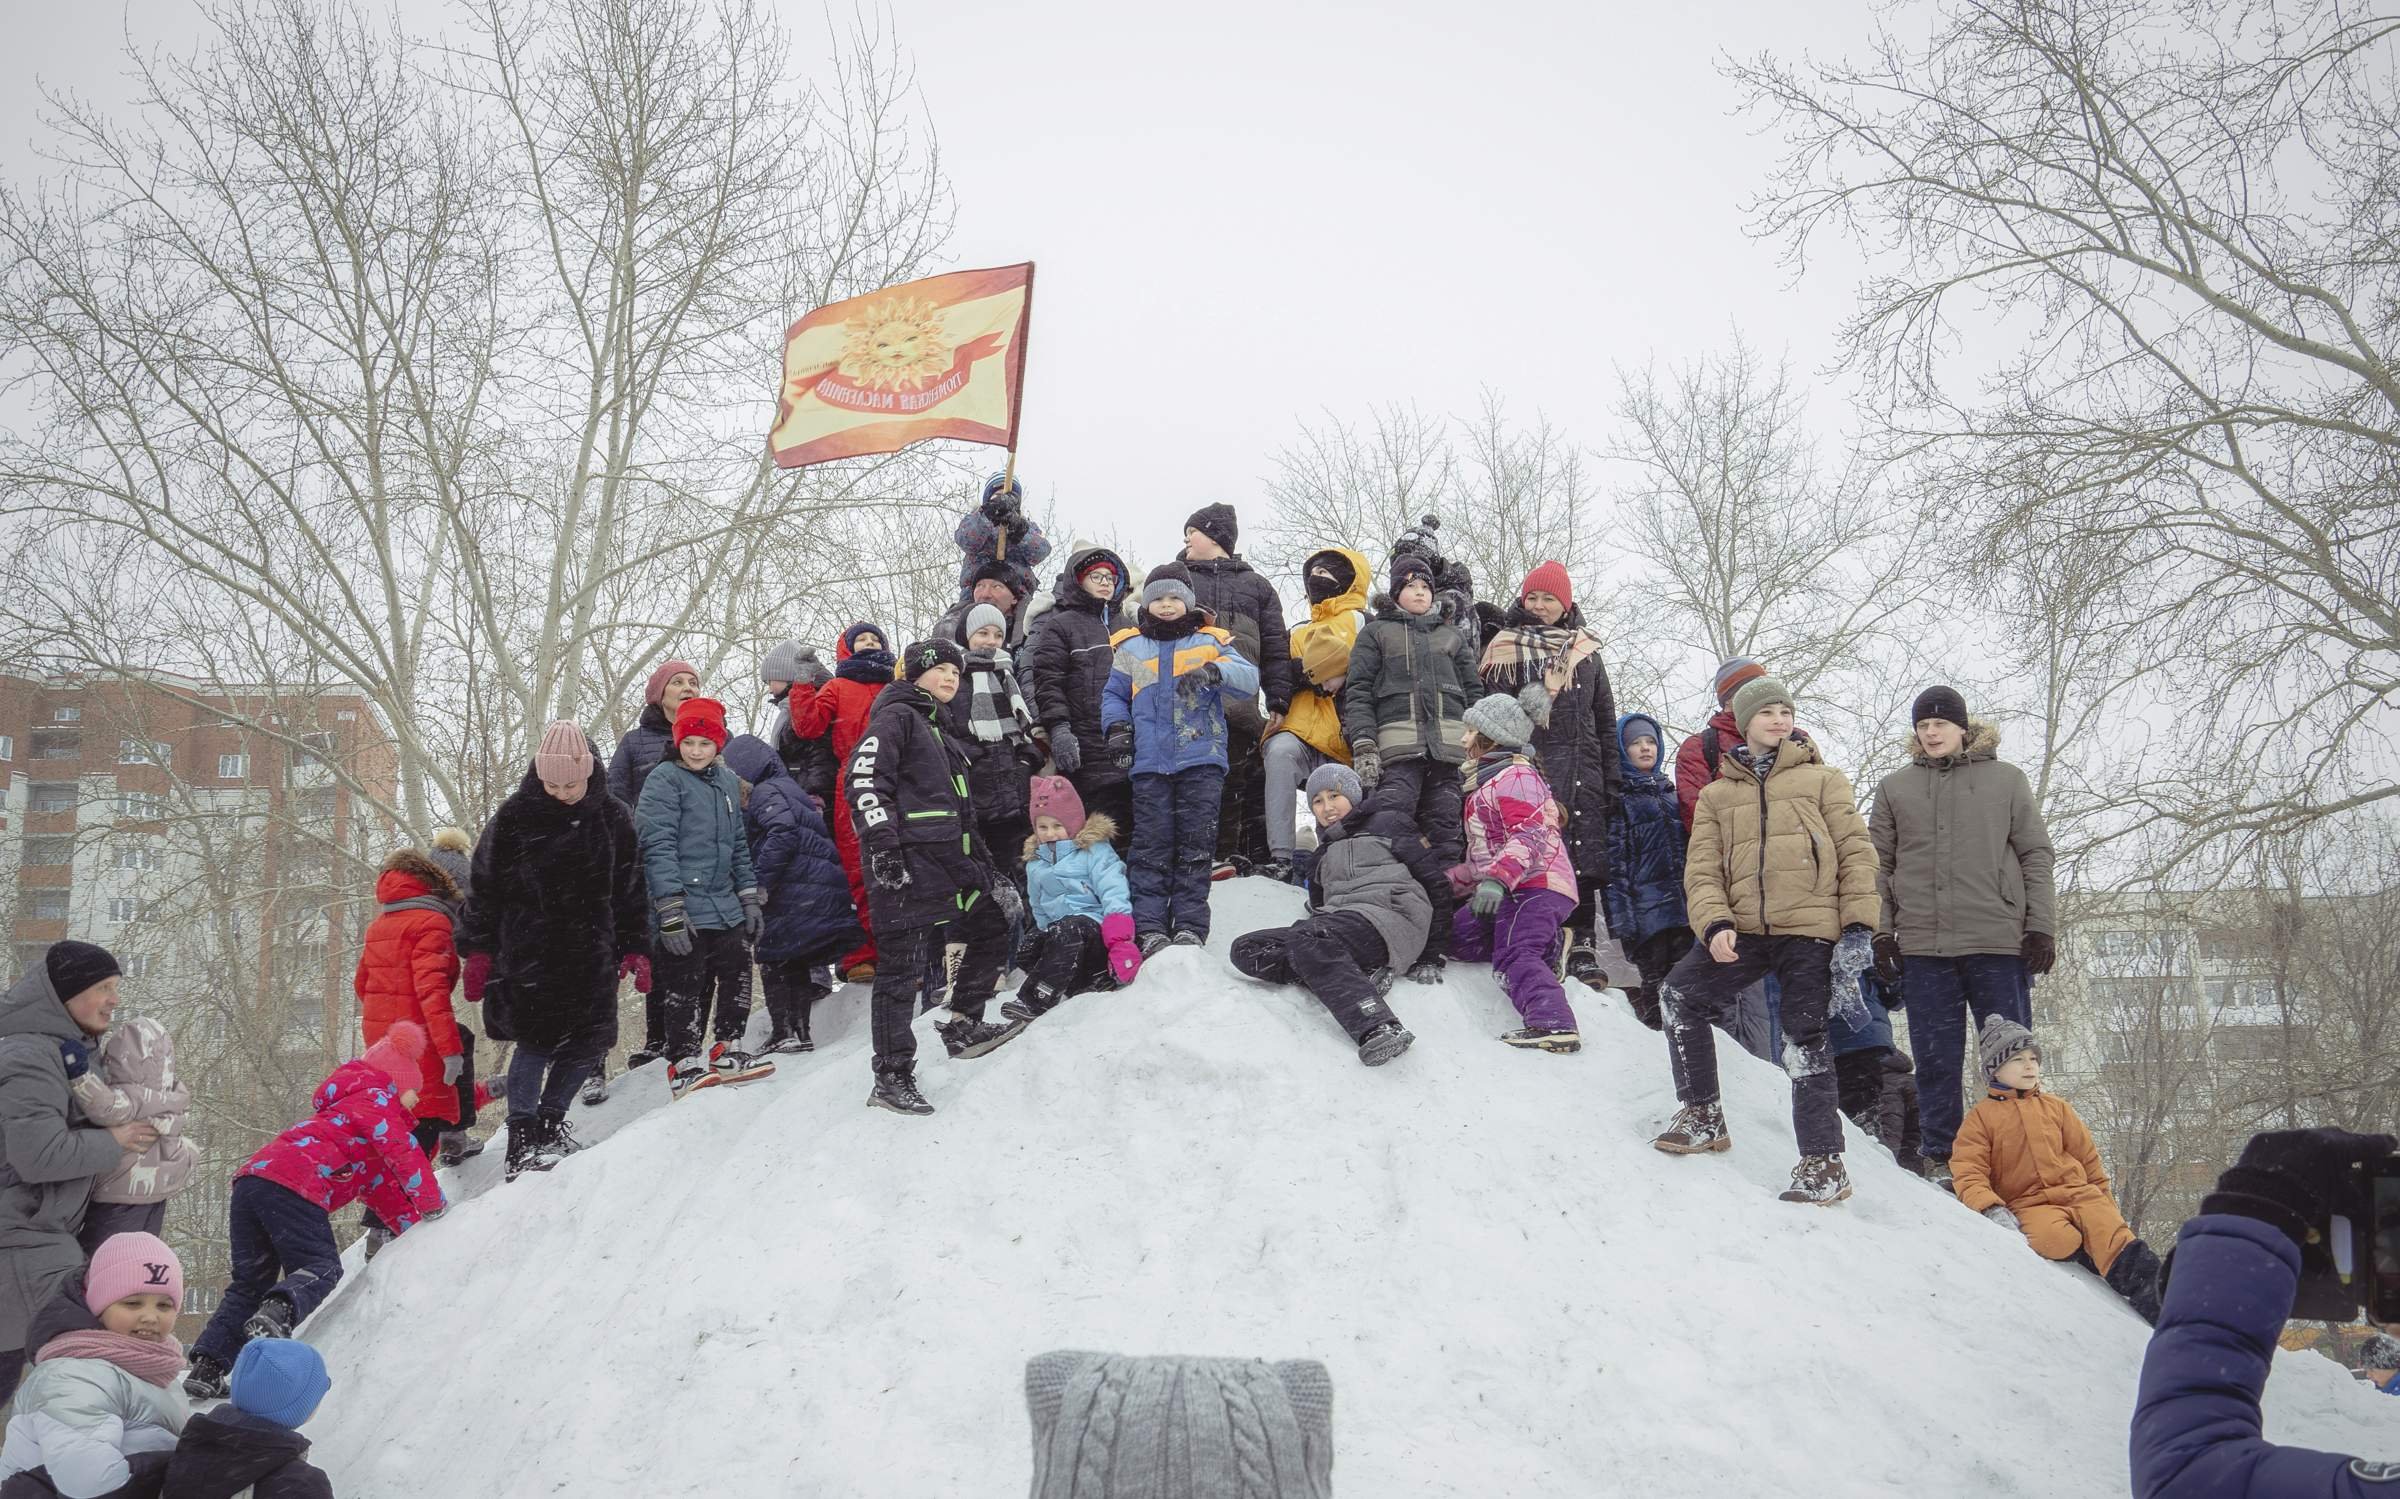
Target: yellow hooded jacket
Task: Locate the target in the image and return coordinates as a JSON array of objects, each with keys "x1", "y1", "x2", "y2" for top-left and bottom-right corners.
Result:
[{"x1": 1280, "y1": 546, "x2": 1371, "y2": 764}]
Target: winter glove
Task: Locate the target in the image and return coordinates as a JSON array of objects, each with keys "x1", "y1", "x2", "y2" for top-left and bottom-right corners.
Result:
[
  {"x1": 618, "y1": 953, "x2": 652, "y2": 994},
  {"x1": 441, "y1": 1053, "x2": 467, "y2": 1087},
  {"x1": 981, "y1": 489, "x2": 1020, "y2": 526},
  {"x1": 1106, "y1": 723, "x2": 1134, "y2": 770},
  {"x1": 1829, "y1": 925, "x2": 1875, "y2": 1028},
  {"x1": 1013, "y1": 739, "x2": 1048, "y2": 773},
  {"x1": 740, "y1": 888, "x2": 767, "y2": 944},
  {"x1": 988, "y1": 878, "x2": 1026, "y2": 926},
  {"x1": 1350, "y1": 740, "x2": 1382, "y2": 791},
  {"x1": 1982, "y1": 1205, "x2": 2020, "y2": 1232},
  {"x1": 1469, "y1": 879, "x2": 1506, "y2": 919},
  {"x1": 1178, "y1": 661, "x2": 1222, "y2": 693},
  {"x1": 790, "y1": 648, "x2": 830, "y2": 689},
  {"x1": 2201, "y1": 1127, "x2": 2399, "y2": 1253},
  {"x1": 656, "y1": 898, "x2": 693, "y2": 958},
  {"x1": 462, "y1": 951, "x2": 492, "y2": 1005},
  {"x1": 1872, "y1": 932, "x2": 1905, "y2": 986},
  {"x1": 1101, "y1": 912, "x2": 1142, "y2": 986},
  {"x1": 1405, "y1": 957, "x2": 1445, "y2": 985},
  {"x1": 1444, "y1": 862, "x2": 1477, "y2": 898},
  {"x1": 56, "y1": 1038, "x2": 89, "y2": 1082},
  {"x1": 2021, "y1": 930, "x2": 2056, "y2": 976},
  {"x1": 868, "y1": 845, "x2": 911, "y2": 894},
  {"x1": 1049, "y1": 724, "x2": 1082, "y2": 775}
]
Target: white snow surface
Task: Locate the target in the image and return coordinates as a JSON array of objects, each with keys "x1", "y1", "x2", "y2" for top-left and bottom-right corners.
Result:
[{"x1": 301, "y1": 879, "x2": 2400, "y2": 1495}]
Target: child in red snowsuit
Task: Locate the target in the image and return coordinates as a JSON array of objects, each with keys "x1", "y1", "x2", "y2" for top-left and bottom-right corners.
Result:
[
  {"x1": 785, "y1": 622, "x2": 894, "y2": 979},
  {"x1": 183, "y1": 1024, "x2": 445, "y2": 1399}
]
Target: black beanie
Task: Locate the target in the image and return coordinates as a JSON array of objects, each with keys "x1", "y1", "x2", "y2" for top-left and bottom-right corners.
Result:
[
  {"x1": 1304, "y1": 551, "x2": 1355, "y2": 604},
  {"x1": 901, "y1": 637, "x2": 966, "y2": 682},
  {"x1": 45, "y1": 940, "x2": 120, "y2": 1003},
  {"x1": 1389, "y1": 553, "x2": 1436, "y2": 596},
  {"x1": 1911, "y1": 685, "x2": 1970, "y2": 734},
  {"x1": 1184, "y1": 503, "x2": 1238, "y2": 554}
]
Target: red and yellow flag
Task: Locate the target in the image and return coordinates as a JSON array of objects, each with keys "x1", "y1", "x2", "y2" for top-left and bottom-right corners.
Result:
[{"x1": 769, "y1": 262, "x2": 1034, "y2": 469}]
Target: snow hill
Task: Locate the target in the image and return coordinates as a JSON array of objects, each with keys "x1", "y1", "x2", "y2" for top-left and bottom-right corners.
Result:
[{"x1": 298, "y1": 879, "x2": 2400, "y2": 1496}]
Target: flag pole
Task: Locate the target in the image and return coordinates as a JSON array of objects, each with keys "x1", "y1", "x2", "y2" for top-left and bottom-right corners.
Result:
[{"x1": 996, "y1": 449, "x2": 1017, "y2": 563}]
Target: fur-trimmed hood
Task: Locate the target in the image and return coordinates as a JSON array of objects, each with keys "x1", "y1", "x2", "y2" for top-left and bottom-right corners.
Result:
[
  {"x1": 1903, "y1": 718, "x2": 2003, "y2": 768},
  {"x1": 1024, "y1": 812, "x2": 1120, "y2": 863}
]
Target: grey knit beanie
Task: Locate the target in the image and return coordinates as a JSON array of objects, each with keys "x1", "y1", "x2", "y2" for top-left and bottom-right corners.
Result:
[
  {"x1": 1979, "y1": 1013, "x2": 2040, "y2": 1084},
  {"x1": 1729, "y1": 674, "x2": 1794, "y2": 735},
  {"x1": 760, "y1": 639, "x2": 806, "y2": 683},
  {"x1": 1462, "y1": 692, "x2": 1534, "y2": 749},
  {"x1": 1303, "y1": 763, "x2": 1363, "y2": 809},
  {"x1": 1026, "y1": 1351, "x2": 1332, "y2": 1498}
]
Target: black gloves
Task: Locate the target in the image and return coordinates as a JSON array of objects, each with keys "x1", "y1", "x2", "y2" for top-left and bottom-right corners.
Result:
[
  {"x1": 1106, "y1": 723, "x2": 1134, "y2": 770},
  {"x1": 2202, "y1": 1128, "x2": 2398, "y2": 1251},
  {"x1": 1178, "y1": 661, "x2": 1222, "y2": 693},
  {"x1": 2021, "y1": 930, "x2": 2056, "y2": 975},
  {"x1": 1873, "y1": 933, "x2": 1905, "y2": 985},
  {"x1": 981, "y1": 490, "x2": 1020, "y2": 526}
]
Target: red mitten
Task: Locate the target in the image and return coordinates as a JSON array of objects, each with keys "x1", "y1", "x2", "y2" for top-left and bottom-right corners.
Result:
[
  {"x1": 461, "y1": 952, "x2": 492, "y2": 1005},
  {"x1": 1102, "y1": 912, "x2": 1142, "y2": 986},
  {"x1": 619, "y1": 953, "x2": 652, "y2": 995},
  {"x1": 1444, "y1": 862, "x2": 1477, "y2": 898}
]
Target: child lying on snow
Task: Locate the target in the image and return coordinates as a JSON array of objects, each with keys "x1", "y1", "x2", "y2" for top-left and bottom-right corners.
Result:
[
  {"x1": 1952, "y1": 1016, "x2": 2163, "y2": 1323},
  {"x1": 0, "y1": 1233, "x2": 188, "y2": 1499}
]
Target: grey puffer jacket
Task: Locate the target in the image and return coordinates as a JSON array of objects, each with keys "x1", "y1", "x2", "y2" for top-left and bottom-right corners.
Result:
[
  {"x1": 1337, "y1": 595, "x2": 1480, "y2": 765},
  {"x1": 0, "y1": 967, "x2": 122, "y2": 1354},
  {"x1": 634, "y1": 759, "x2": 758, "y2": 932},
  {"x1": 1869, "y1": 720, "x2": 2057, "y2": 957},
  {"x1": 1307, "y1": 806, "x2": 1452, "y2": 969}
]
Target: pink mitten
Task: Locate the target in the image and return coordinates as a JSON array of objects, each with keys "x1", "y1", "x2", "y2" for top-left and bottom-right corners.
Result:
[
  {"x1": 461, "y1": 951, "x2": 492, "y2": 1005},
  {"x1": 1444, "y1": 862, "x2": 1477, "y2": 898},
  {"x1": 1102, "y1": 912, "x2": 1142, "y2": 985}
]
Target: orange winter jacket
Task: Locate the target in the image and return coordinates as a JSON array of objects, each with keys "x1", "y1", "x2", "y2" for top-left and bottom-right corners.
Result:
[
  {"x1": 354, "y1": 869, "x2": 465, "y2": 1123},
  {"x1": 1950, "y1": 1086, "x2": 2112, "y2": 1215}
]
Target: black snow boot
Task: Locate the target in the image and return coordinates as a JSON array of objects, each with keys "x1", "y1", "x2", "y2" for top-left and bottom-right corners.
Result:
[
  {"x1": 243, "y1": 1293, "x2": 296, "y2": 1342},
  {"x1": 869, "y1": 1067, "x2": 935, "y2": 1116},
  {"x1": 938, "y1": 1016, "x2": 1029, "y2": 1060},
  {"x1": 184, "y1": 1352, "x2": 231, "y2": 1401},
  {"x1": 505, "y1": 1118, "x2": 557, "y2": 1182},
  {"x1": 1778, "y1": 1154, "x2": 1853, "y2": 1206},
  {"x1": 1356, "y1": 1023, "x2": 1415, "y2": 1067},
  {"x1": 2105, "y1": 1239, "x2": 2166, "y2": 1326},
  {"x1": 1565, "y1": 943, "x2": 1604, "y2": 985}
]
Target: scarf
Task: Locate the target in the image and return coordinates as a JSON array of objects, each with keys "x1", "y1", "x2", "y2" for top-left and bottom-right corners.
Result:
[
  {"x1": 1729, "y1": 743, "x2": 1778, "y2": 782},
  {"x1": 1479, "y1": 623, "x2": 1600, "y2": 697},
  {"x1": 836, "y1": 648, "x2": 896, "y2": 685},
  {"x1": 1139, "y1": 611, "x2": 1203, "y2": 642},
  {"x1": 36, "y1": 1329, "x2": 187, "y2": 1388},
  {"x1": 962, "y1": 648, "x2": 1036, "y2": 744}
]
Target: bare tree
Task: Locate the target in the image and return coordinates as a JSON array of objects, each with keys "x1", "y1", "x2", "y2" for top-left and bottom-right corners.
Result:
[{"x1": 1734, "y1": 0, "x2": 2400, "y2": 877}]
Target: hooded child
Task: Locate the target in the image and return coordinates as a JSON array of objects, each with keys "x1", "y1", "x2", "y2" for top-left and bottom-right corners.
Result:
[
  {"x1": 1024, "y1": 547, "x2": 1136, "y2": 851},
  {"x1": 68, "y1": 1018, "x2": 197, "y2": 1256},
  {"x1": 1260, "y1": 545, "x2": 1371, "y2": 885},
  {"x1": 1002, "y1": 777, "x2": 1138, "y2": 1023},
  {"x1": 786, "y1": 621, "x2": 897, "y2": 981},
  {"x1": 1603, "y1": 711, "x2": 1690, "y2": 1030},
  {"x1": 721, "y1": 733, "x2": 864, "y2": 1055}
]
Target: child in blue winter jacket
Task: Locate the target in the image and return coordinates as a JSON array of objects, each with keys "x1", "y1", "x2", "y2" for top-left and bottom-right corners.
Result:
[
  {"x1": 1001, "y1": 777, "x2": 1143, "y2": 1022},
  {"x1": 723, "y1": 733, "x2": 864, "y2": 1056},
  {"x1": 1605, "y1": 712, "x2": 1689, "y2": 1031},
  {"x1": 1101, "y1": 562, "x2": 1259, "y2": 953}
]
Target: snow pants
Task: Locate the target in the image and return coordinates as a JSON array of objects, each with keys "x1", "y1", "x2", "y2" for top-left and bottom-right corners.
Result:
[
  {"x1": 2018, "y1": 1188, "x2": 2139, "y2": 1276},
  {"x1": 871, "y1": 894, "x2": 1008, "y2": 1076},
  {"x1": 831, "y1": 794, "x2": 878, "y2": 975},
  {"x1": 1660, "y1": 933, "x2": 1843, "y2": 1157},
  {"x1": 1906, "y1": 953, "x2": 2033, "y2": 1162},
  {"x1": 759, "y1": 958, "x2": 831, "y2": 1044},
  {"x1": 1627, "y1": 927, "x2": 1692, "y2": 1030},
  {"x1": 1215, "y1": 722, "x2": 1268, "y2": 865},
  {"x1": 659, "y1": 926, "x2": 752, "y2": 1063},
  {"x1": 1017, "y1": 916, "x2": 1110, "y2": 1012},
  {"x1": 1835, "y1": 1047, "x2": 1922, "y2": 1164},
  {"x1": 1260, "y1": 732, "x2": 1329, "y2": 859},
  {"x1": 1131, "y1": 765, "x2": 1224, "y2": 939},
  {"x1": 1365, "y1": 757, "x2": 1465, "y2": 865},
  {"x1": 1451, "y1": 886, "x2": 1579, "y2": 1032},
  {"x1": 193, "y1": 1177, "x2": 342, "y2": 1367},
  {"x1": 1230, "y1": 910, "x2": 1400, "y2": 1044}
]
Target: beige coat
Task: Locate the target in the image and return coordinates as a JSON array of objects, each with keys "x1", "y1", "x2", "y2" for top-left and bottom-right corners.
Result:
[{"x1": 1684, "y1": 732, "x2": 1879, "y2": 943}]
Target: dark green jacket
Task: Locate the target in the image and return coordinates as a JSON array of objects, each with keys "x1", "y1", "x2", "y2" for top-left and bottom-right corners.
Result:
[
  {"x1": 1337, "y1": 595, "x2": 1480, "y2": 765},
  {"x1": 634, "y1": 758, "x2": 757, "y2": 931},
  {"x1": 1869, "y1": 720, "x2": 2057, "y2": 956}
]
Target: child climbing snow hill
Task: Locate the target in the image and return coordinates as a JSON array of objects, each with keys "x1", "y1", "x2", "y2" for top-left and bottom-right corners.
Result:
[
  {"x1": 68, "y1": 1018, "x2": 197, "y2": 1253},
  {"x1": 0, "y1": 1233, "x2": 188, "y2": 1499},
  {"x1": 1449, "y1": 694, "x2": 1582, "y2": 1055},
  {"x1": 1002, "y1": 777, "x2": 1139, "y2": 1023}
]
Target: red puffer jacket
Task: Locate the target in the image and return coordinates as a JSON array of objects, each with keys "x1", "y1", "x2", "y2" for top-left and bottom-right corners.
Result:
[
  {"x1": 238, "y1": 1061, "x2": 445, "y2": 1229},
  {"x1": 354, "y1": 869, "x2": 465, "y2": 1124},
  {"x1": 786, "y1": 630, "x2": 893, "y2": 772}
]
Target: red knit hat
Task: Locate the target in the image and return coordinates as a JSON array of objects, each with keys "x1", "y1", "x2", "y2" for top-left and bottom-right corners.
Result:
[
  {"x1": 1028, "y1": 775, "x2": 1087, "y2": 838},
  {"x1": 672, "y1": 697, "x2": 729, "y2": 750},
  {"x1": 1520, "y1": 561, "x2": 1573, "y2": 612},
  {"x1": 362, "y1": 1020, "x2": 427, "y2": 1097},
  {"x1": 645, "y1": 659, "x2": 699, "y2": 706}
]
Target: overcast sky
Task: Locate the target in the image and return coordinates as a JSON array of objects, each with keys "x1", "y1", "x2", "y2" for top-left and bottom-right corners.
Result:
[{"x1": 2, "y1": 0, "x2": 1885, "y2": 567}]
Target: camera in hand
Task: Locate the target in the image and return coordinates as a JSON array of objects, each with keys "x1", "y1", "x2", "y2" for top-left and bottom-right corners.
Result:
[{"x1": 2288, "y1": 1147, "x2": 2400, "y2": 1323}]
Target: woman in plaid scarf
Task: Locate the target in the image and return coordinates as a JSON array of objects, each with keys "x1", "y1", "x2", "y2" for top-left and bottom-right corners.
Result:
[
  {"x1": 946, "y1": 603, "x2": 1046, "y2": 890},
  {"x1": 1476, "y1": 561, "x2": 1621, "y2": 983}
]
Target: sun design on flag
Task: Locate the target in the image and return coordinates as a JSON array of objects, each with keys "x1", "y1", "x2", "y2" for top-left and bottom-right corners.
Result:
[{"x1": 837, "y1": 296, "x2": 952, "y2": 390}]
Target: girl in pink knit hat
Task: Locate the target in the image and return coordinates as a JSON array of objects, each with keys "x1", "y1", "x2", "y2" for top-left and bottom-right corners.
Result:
[{"x1": 0, "y1": 1232, "x2": 188, "y2": 1495}]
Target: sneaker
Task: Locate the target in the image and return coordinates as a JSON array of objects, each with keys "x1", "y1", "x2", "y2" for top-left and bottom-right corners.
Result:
[
  {"x1": 1357, "y1": 1023, "x2": 1415, "y2": 1067},
  {"x1": 436, "y1": 1130, "x2": 483, "y2": 1167},
  {"x1": 1170, "y1": 929, "x2": 1205, "y2": 947},
  {"x1": 1500, "y1": 1026, "x2": 1582, "y2": 1054},
  {"x1": 1210, "y1": 855, "x2": 1252, "y2": 881},
  {"x1": 626, "y1": 1046, "x2": 664, "y2": 1070},
  {"x1": 1778, "y1": 1154, "x2": 1854, "y2": 1206},
  {"x1": 707, "y1": 1042, "x2": 776, "y2": 1085},
  {"x1": 668, "y1": 1056, "x2": 716, "y2": 1100},
  {"x1": 184, "y1": 1353, "x2": 231, "y2": 1401},
  {"x1": 1565, "y1": 945, "x2": 1604, "y2": 984},
  {"x1": 869, "y1": 1069, "x2": 934, "y2": 1115},
  {"x1": 242, "y1": 1294, "x2": 296, "y2": 1343},
  {"x1": 938, "y1": 1016, "x2": 1029, "y2": 1060},
  {"x1": 1137, "y1": 930, "x2": 1173, "y2": 958},
  {"x1": 1653, "y1": 1102, "x2": 1732, "y2": 1155},
  {"x1": 580, "y1": 1072, "x2": 610, "y2": 1107}
]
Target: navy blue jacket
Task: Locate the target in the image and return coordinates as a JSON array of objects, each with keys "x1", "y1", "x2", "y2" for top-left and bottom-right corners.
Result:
[
  {"x1": 2132, "y1": 1214, "x2": 2400, "y2": 1497},
  {"x1": 1603, "y1": 714, "x2": 1688, "y2": 945},
  {"x1": 1827, "y1": 970, "x2": 1896, "y2": 1057},
  {"x1": 722, "y1": 736, "x2": 864, "y2": 966},
  {"x1": 606, "y1": 702, "x2": 675, "y2": 808}
]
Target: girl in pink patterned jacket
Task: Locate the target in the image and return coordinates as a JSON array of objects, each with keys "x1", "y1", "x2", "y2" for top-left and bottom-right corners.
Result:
[{"x1": 1449, "y1": 695, "x2": 1582, "y2": 1054}]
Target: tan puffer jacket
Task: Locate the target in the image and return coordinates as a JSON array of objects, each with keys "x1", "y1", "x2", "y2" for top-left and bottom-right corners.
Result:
[{"x1": 1684, "y1": 732, "x2": 1879, "y2": 942}]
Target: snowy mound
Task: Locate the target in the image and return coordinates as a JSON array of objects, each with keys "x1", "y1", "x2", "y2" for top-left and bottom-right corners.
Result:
[{"x1": 300, "y1": 879, "x2": 2400, "y2": 1495}]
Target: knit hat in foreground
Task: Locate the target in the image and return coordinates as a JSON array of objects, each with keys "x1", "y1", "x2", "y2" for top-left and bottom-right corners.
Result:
[
  {"x1": 1463, "y1": 692, "x2": 1534, "y2": 750},
  {"x1": 644, "y1": 659, "x2": 698, "y2": 706},
  {"x1": 84, "y1": 1232, "x2": 183, "y2": 1317},
  {"x1": 1028, "y1": 776, "x2": 1087, "y2": 839},
  {"x1": 232, "y1": 1337, "x2": 333, "y2": 1430},
  {"x1": 1729, "y1": 675, "x2": 1794, "y2": 735},
  {"x1": 1979, "y1": 1013, "x2": 2040, "y2": 1084},
  {"x1": 1025, "y1": 1351, "x2": 1332, "y2": 1499},
  {"x1": 44, "y1": 940, "x2": 120, "y2": 1004},
  {"x1": 362, "y1": 1019, "x2": 428, "y2": 1097},
  {"x1": 902, "y1": 638, "x2": 966, "y2": 682},
  {"x1": 533, "y1": 720, "x2": 593, "y2": 788},
  {"x1": 1303, "y1": 762, "x2": 1363, "y2": 810},
  {"x1": 1712, "y1": 656, "x2": 1765, "y2": 709},
  {"x1": 671, "y1": 697, "x2": 729, "y2": 751}
]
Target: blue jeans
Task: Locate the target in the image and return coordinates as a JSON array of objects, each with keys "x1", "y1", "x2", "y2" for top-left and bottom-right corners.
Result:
[
  {"x1": 1130, "y1": 766, "x2": 1225, "y2": 938},
  {"x1": 1906, "y1": 953, "x2": 2033, "y2": 1161},
  {"x1": 506, "y1": 1029, "x2": 611, "y2": 1124},
  {"x1": 194, "y1": 1176, "x2": 342, "y2": 1366}
]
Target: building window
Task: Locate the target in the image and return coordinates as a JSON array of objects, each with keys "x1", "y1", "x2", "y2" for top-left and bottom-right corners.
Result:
[
  {"x1": 50, "y1": 707, "x2": 80, "y2": 723},
  {"x1": 30, "y1": 731, "x2": 79, "y2": 761},
  {"x1": 296, "y1": 788, "x2": 338, "y2": 822},
  {"x1": 106, "y1": 897, "x2": 145, "y2": 924},
  {"x1": 111, "y1": 845, "x2": 162, "y2": 872},
  {"x1": 27, "y1": 785, "x2": 76, "y2": 815},
  {"x1": 0, "y1": 734, "x2": 12, "y2": 761},
  {"x1": 115, "y1": 792, "x2": 169, "y2": 820},
  {"x1": 117, "y1": 738, "x2": 171, "y2": 767},
  {"x1": 217, "y1": 754, "x2": 248, "y2": 780},
  {"x1": 121, "y1": 955, "x2": 152, "y2": 979},
  {"x1": 21, "y1": 836, "x2": 72, "y2": 867},
  {"x1": 28, "y1": 890, "x2": 70, "y2": 921}
]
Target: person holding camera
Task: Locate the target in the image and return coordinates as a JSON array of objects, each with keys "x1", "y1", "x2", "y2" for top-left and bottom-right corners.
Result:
[{"x1": 2134, "y1": 1128, "x2": 2400, "y2": 1496}]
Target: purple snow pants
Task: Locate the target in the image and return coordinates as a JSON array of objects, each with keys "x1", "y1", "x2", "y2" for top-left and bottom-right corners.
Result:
[{"x1": 1452, "y1": 886, "x2": 1578, "y2": 1031}]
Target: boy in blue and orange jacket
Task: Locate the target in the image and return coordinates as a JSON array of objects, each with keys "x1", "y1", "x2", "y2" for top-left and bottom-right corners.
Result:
[{"x1": 1101, "y1": 562, "x2": 1259, "y2": 952}]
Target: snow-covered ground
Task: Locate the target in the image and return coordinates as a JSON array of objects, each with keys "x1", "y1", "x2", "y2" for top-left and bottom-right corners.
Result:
[{"x1": 299, "y1": 879, "x2": 2400, "y2": 1495}]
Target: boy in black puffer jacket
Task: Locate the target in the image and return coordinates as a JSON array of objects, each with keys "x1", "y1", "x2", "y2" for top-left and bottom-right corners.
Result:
[
  {"x1": 845, "y1": 639, "x2": 1030, "y2": 1116},
  {"x1": 1179, "y1": 505, "x2": 1290, "y2": 867},
  {"x1": 1025, "y1": 546, "x2": 1133, "y2": 850},
  {"x1": 1338, "y1": 554, "x2": 1480, "y2": 864}
]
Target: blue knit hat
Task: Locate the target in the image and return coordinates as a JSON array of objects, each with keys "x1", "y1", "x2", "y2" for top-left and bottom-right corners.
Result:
[{"x1": 231, "y1": 1338, "x2": 332, "y2": 1429}]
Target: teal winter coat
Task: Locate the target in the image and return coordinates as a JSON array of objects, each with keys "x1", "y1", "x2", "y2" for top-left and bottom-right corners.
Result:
[
  {"x1": 1023, "y1": 815, "x2": 1132, "y2": 928},
  {"x1": 634, "y1": 757, "x2": 757, "y2": 931}
]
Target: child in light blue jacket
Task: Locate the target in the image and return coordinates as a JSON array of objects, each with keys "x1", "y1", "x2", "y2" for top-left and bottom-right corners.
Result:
[{"x1": 1002, "y1": 778, "x2": 1140, "y2": 1022}]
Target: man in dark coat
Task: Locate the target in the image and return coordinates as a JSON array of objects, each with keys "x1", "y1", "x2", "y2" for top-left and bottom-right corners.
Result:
[
  {"x1": 1024, "y1": 546, "x2": 1133, "y2": 850},
  {"x1": 845, "y1": 639, "x2": 1029, "y2": 1116},
  {"x1": 723, "y1": 734, "x2": 863, "y2": 1053},
  {"x1": 1179, "y1": 504, "x2": 1291, "y2": 867}
]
